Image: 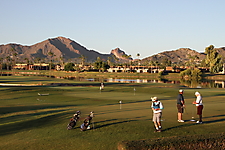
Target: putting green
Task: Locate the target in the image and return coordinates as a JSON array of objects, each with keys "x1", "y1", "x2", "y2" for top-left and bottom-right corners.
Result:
[{"x1": 0, "y1": 76, "x2": 225, "y2": 150}]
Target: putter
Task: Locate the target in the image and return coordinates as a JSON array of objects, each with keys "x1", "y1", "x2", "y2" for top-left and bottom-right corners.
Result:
[
  {"x1": 190, "y1": 117, "x2": 195, "y2": 122},
  {"x1": 190, "y1": 104, "x2": 196, "y2": 122},
  {"x1": 184, "y1": 107, "x2": 188, "y2": 115},
  {"x1": 92, "y1": 112, "x2": 95, "y2": 130}
]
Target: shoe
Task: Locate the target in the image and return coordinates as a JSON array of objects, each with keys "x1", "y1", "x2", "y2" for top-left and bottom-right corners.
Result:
[
  {"x1": 178, "y1": 120, "x2": 184, "y2": 122},
  {"x1": 196, "y1": 121, "x2": 202, "y2": 124},
  {"x1": 157, "y1": 129, "x2": 161, "y2": 132}
]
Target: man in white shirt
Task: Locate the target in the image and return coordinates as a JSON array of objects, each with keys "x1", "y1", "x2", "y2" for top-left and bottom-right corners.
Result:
[
  {"x1": 193, "y1": 92, "x2": 204, "y2": 124},
  {"x1": 151, "y1": 97, "x2": 164, "y2": 132}
]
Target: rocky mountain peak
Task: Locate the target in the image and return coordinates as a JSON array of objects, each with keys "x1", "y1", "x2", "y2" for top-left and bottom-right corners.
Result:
[{"x1": 111, "y1": 48, "x2": 132, "y2": 60}]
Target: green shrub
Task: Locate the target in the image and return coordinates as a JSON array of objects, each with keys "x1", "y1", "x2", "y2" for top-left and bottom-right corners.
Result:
[{"x1": 180, "y1": 68, "x2": 202, "y2": 80}]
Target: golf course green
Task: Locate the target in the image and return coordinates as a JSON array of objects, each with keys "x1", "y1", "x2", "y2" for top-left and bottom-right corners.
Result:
[{"x1": 0, "y1": 75, "x2": 224, "y2": 150}]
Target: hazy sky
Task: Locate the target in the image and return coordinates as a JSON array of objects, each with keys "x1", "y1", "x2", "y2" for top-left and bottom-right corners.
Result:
[{"x1": 1, "y1": 0, "x2": 225, "y2": 59}]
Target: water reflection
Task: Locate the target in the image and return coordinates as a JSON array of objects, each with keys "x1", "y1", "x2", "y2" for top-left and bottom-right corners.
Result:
[
  {"x1": 1, "y1": 73, "x2": 225, "y2": 88},
  {"x1": 59, "y1": 77, "x2": 225, "y2": 88},
  {"x1": 62, "y1": 77, "x2": 225, "y2": 88}
]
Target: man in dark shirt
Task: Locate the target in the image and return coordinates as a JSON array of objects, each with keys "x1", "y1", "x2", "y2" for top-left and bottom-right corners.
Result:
[{"x1": 177, "y1": 89, "x2": 185, "y2": 122}]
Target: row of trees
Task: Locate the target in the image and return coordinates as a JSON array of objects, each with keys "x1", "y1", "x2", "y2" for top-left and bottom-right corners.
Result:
[
  {"x1": 64, "y1": 57, "x2": 110, "y2": 72},
  {"x1": 179, "y1": 45, "x2": 223, "y2": 80}
]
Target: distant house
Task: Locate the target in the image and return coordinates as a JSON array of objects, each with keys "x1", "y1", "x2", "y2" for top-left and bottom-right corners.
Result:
[
  {"x1": 165, "y1": 66, "x2": 182, "y2": 73},
  {"x1": 107, "y1": 66, "x2": 131, "y2": 73},
  {"x1": 13, "y1": 64, "x2": 29, "y2": 70},
  {"x1": 29, "y1": 64, "x2": 49, "y2": 70},
  {"x1": 218, "y1": 64, "x2": 225, "y2": 74},
  {"x1": 13, "y1": 63, "x2": 49, "y2": 70},
  {"x1": 56, "y1": 64, "x2": 64, "y2": 71}
]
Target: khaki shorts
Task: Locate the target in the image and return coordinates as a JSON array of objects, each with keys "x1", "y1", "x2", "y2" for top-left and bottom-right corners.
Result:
[
  {"x1": 177, "y1": 104, "x2": 184, "y2": 113},
  {"x1": 153, "y1": 112, "x2": 162, "y2": 122}
]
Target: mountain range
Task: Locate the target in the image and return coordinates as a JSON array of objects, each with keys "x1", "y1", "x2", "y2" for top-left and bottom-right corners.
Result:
[
  {"x1": 142, "y1": 47, "x2": 225, "y2": 64},
  {"x1": 0, "y1": 36, "x2": 225, "y2": 64},
  {"x1": 0, "y1": 37, "x2": 131, "y2": 63}
]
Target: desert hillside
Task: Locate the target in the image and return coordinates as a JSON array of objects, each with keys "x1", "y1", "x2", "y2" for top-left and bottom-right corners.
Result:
[{"x1": 0, "y1": 37, "x2": 131, "y2": 63}]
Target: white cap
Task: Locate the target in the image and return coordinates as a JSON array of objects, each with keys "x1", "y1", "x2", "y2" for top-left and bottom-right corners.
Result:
[
  {"x1": 151, "y1": 97, "x2": 158, "y2": 101},
  {"x1": 195, "y1": 92, "x2": 200, "y2": 95},
  {"x1": 179, "y1": 89, "x2": 183, "y2": 93}
]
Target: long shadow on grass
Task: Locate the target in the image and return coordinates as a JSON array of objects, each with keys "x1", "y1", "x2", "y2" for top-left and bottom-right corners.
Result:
[
  {"x1": 93, "y1": 119, "x2": 139, "y2": 129},
  {"x1": 164, "y1": 116, "x2": 225, "y2": 132},
  {"x1": 163, "y1": 122, "x2": 198, "y2": 132},
  {"x1": 0, "y1": 109, "x2": 70, "y2": 124},
  {"x1": 204, "y1": 114, "x2": 225, "y2": 119},
  {"x1": 203, "y1": 118, "x2": 225, "y2": 124},
  {"x1": 212, "y1": 93, "x2": 225, "y2": 96},
  {"x1": 202, "y1": 114, "x2": 225, "y2": 124},
  {"x1": 0, "y1": 105, "x2": 77, "y2": 114},
  {"x1": 0, "y1": 111, "x2": 70, "y2": 136}
]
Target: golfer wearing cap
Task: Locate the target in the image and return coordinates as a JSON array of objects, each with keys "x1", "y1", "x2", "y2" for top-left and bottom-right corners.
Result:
[
  {"x1": 177, "y1": 89, "x2": 185, "y2": 122},
  {"x1": 193, "y1": 92, "x2": 203, "y2": 124},
  {"x1": 151, "y1": 97, "x2": 164, "y2": 132}
]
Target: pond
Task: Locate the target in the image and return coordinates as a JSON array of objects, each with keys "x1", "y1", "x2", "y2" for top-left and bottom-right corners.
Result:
[{"x1": 1, "y1": 73, "x2": 224, "y2": 88}]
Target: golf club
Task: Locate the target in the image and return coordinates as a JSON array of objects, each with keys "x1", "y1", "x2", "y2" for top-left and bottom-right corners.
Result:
[
  {"x1": 91, "y1": 111, "x2": 94, "y2": 130},
  {"x1": 190, "y1": 103, "x2": 196, "y2": 122},
  {"x1": 184, "y1": 106, "x2": 188, "y2": 115}
]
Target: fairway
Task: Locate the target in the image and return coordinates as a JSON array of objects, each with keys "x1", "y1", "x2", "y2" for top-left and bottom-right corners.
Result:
[{"x1": 0, "y1": 76, "x2": 225, "y2": 150}]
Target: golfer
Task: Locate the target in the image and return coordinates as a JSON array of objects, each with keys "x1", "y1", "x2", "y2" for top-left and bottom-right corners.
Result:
[
  {"x1": 177, "y1": 89, "x2": 185, "y2": 122},
  {"x1": 101, "y1": 82, "x2": 104, "y2": 89},
  {"x1": 193, "y1": 92, "x2": 203, "y2": 124},
  {"x1": 151, "y1": 97, "x2": 164, "y2": 132}
]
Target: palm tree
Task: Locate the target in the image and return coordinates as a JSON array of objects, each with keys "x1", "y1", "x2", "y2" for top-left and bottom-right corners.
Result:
[
  {"x1": 137, "y1": 53, "x2": 140, "y2": 59},
  {"x1": 9, "y1": 48, "x2": 17, "y2": 73},
  {"x1": 187, "y1": 54, "x2": 199, "y2": 68},
  {"x1": 34, "y1": 57, "x2": 42, "y2": 70},
  {"x1": 107, "y1": 57, "x2": 112, "y2": 67},
  {"x1": 137, "y1": 53, "x2": 140, "y2": 69},
  {"x1": 5, "y1": 56, "x2": 11, "y2": 75},
  {"x1": 47, "y1": 51, "x2": 56, "y2": 77},
  {"x1": 59, "y1": 55, "x2": 64, "y2": 70},
  {"x1": 48, "y1": 51, "x2": 55, "y2": 70},
  {"x1": 0, "y1": 57, "x2": 3, "y2": 75},
  {"x1": 13, "y1": 53, "x2": 18, "y2": 63},
  {"x1": 149, "y1": 61, "x2": 155, "y2": 73},
  {"x1": 79, "y1": 55, "x2": 86, "y2": 66}
]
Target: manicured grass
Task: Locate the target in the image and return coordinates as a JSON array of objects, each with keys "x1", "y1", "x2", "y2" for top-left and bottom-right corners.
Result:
[{"x1": 0, "y1": 76, "x2": 225, "y2": 150}]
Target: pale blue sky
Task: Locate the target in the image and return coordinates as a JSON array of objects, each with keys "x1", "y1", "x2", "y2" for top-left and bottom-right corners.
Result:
[{"x1": 1, "y1": 0, "x2": 225, "y2": 59}]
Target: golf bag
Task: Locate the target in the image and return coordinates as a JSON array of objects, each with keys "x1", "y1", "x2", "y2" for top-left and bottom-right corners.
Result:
[
  {"x1": 67, "y1": 111, "x2": 81, "y2": 130},
  {"x1": 80, "y1": 111, "x2": 94, "y2": 131}
]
